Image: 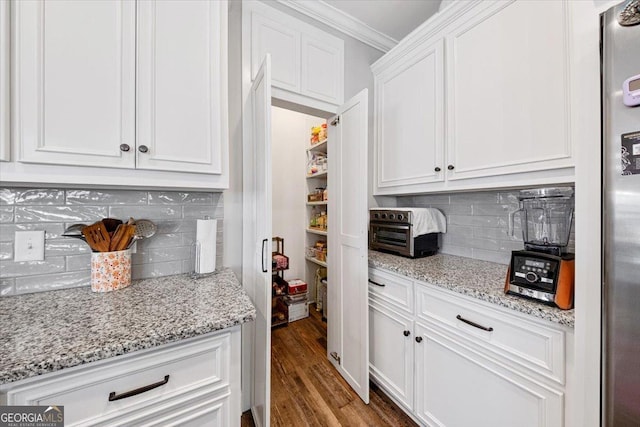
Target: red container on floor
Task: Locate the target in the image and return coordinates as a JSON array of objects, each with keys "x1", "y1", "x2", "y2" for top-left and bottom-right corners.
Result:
[{"x1": 287, "y1": 279, "x2": 308, "y2": 295}]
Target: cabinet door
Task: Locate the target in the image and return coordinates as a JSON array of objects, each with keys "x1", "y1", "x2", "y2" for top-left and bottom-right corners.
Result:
[
  {"x1": 13, "y1": 0, "x2": 136, "y2": 168},
  {"x1": 374, "y1": 39, "x2": 445, "y2": 195},
  {"x1": 250, "y1": 9, "x2": 300, "y2": 93},
  {"x1": 137, "y1": 0, "x2": 227, "y2": 174},
  {"x1": 446, "y1": 0, "x2": 573, "y2": 181},
  {"x1": 414, "y1": 322, "x2": 564, "y2": 427},
  {"x1": 300, "y1": 33, "x2": 344, "y2": 105},
  {"x1": 0, "y1": 0, "x2": 9, "y2": 161},
  {"x1": 369, "y1": 299, "x2": 414, "y2": 412}
]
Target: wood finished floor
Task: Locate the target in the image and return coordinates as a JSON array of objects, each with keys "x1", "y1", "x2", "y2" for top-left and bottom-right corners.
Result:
[{"x1": 241, "y1": 304, "x2": 417, "y2": 427}]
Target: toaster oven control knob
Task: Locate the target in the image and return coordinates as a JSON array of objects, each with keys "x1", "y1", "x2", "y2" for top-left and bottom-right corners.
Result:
[
  {"x1": 381, "y1": 213, "x2": 387, "y2": 219},
  {"x1": 525, "y1": 271, "x2": 539, "y2": 283},
  {"x1": 373, "y1": 213, "x2": 379, "y2": 219},
  {"x1": 398, "y1": 214, "x2": 404, "y2": 221},
  {"x1": 389, "y1": 214, "x2": 395, "y2": 219}
]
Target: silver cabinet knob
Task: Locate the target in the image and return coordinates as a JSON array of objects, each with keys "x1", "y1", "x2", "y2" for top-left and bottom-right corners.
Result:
[
  {"x1": 119, "y1": 144, "x2": 130, "y2": 152},
  {"x1": 138, "y1": 145, "x2": 149, "y2": 153}
]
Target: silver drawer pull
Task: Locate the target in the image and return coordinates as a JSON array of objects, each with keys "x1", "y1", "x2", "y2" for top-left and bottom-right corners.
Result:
[
  {"x1": 108, "y1": 375, "x2": 170, "y2": 401},
  {"x1": 456, "y1": 315, "x2": 494, "y2": 332},
  {"x1": 368, "y1": 279, "x2": 385, "y2": 287}
]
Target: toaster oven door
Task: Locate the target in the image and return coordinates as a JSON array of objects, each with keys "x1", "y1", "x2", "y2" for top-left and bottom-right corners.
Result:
[{"x1": 369, "y1": 222, "x2": 412, "y2": 257}]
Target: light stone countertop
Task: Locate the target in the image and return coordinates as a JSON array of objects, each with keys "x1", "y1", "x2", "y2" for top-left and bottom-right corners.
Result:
[
  {"x1": 0, "y1": 268, "x2": 256, "y2": 385},
  {"x1": 368, "y1": 250, "x2": 575, "y2": 328}
]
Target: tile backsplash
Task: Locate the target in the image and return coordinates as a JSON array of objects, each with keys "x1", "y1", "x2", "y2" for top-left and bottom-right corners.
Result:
[
  {"x1": 0, "y1": 188, "x2": 223, "y2": 296},
  {"x1": 397, "y1": 189, "x2": 575, "y2": 265}
]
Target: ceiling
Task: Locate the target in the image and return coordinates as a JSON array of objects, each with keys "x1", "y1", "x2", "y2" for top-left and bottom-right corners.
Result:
[{"x1": 322, "y1": 0, "x2": 443, "y2": 42}]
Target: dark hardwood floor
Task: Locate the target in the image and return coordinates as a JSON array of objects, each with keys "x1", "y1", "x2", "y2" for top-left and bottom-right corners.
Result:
[{"x1": 241, "y1": 304, "x2": 417, "y2": 426}]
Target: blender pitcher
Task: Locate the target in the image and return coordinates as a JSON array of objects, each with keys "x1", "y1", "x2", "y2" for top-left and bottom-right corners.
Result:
[{"x1": 509, "y1": 188, "x2": 574, "y2": 256}]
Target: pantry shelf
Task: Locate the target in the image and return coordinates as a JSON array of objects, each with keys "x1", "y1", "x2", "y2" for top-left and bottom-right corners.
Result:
[
  {"x1": 307, "y1": 139, "x2": 327, "y2": 152},
  {"x1": 305, "y1": 256, "x2": 327, "y2": 268},
  {"x1": 306, "y1": 228, "x2": 327, "y2": 236}
]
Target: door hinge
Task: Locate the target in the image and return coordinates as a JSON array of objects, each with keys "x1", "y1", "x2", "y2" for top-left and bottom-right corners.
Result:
[
  {"x1": 330, "y1": 351, "x2": 341, "y2": 364},
  {"x1": 330, "y1": 116, "x2": 340, "y2": 126}
]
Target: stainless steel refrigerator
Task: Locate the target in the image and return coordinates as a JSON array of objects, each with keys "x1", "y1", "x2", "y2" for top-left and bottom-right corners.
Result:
[{"x1": 601, "y1": 1, "x2": 640, "y2": 426}]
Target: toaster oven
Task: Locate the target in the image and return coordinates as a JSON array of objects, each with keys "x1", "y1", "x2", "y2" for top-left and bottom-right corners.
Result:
[{"x1": 369, "y1": 210, "x2": 438, "y2": 258}]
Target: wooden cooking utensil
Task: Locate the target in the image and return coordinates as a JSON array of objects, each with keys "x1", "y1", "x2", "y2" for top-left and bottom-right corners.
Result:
[
  {"x1": 102, "y1": 218, "x2": 123, "y2": 234},
  {"x1": 82, "y1": 222, "x2": 111, "y2": 252},
  {"x1": 109, "y1": 224, "x2": 136, "y2": 251}
]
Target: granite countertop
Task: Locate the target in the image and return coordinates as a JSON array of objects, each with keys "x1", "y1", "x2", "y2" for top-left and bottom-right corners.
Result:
[
  {"x1": 368, "y1": 250, "x2": 575, "y2": 328},
  {"x1": 0, "y1": 268, "x2": 256, "y2": 385}
]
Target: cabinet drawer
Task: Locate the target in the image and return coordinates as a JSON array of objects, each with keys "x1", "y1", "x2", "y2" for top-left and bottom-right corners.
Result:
[
  {"x1": 369, "y1": 268, "x2": 414, "y2": 314},
  {"x1": 416, "y1": 284, "x2": 565, "y2": 384},
  {"x1": 5, "y1": 333, "x2": 231, "y2": 426}
]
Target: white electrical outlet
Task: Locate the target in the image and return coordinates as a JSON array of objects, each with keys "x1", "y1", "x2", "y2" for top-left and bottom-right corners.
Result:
[{"x1": 14, "y1": 230, "x2": 45, "y2": 262}]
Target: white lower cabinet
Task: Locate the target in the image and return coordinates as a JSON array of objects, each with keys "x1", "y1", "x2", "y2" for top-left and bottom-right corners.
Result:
[
  {"x1": 369, "y1": 267, "x2": 572, "y2": 427},
  {"x1": 0, "y1": 328, "x2": 241, "y2": 427},
  {"x1": 414, "y1": 322, "x2": 563, "y2": 427},
  {"x1": 368, "y1": 298, "x2": 414, "y2": 412}
]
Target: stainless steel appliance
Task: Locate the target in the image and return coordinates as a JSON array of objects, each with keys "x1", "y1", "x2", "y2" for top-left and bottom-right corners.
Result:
[
  {"x1": 505, "y1": 187, "x2": 575, "y2": 309},
  {"x1": 369, "y1": 209, "x2": 439, "y2": 258},
  {"x1": 602, "y1": 2, "x2": 640, "y2": 425}
]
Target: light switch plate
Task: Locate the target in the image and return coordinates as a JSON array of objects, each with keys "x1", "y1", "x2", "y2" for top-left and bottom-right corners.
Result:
[{"x1": 15, "y1": 230, "x2": 45, "y2": 262}]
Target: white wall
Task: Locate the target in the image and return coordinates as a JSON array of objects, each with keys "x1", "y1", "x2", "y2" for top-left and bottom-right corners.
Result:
[{"x1": 271, "y1": 106, "x2": 324, "y2": 281}]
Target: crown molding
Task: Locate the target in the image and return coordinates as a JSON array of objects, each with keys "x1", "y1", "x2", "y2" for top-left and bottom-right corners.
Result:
[{"x1": 276, "y1": 0, "x2": 397, "y2": 52}]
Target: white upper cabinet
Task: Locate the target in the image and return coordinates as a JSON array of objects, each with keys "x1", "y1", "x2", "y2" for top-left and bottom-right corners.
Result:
[
  {"x1": 372, "y1": 0, "x2": 593, "y2": 195},
  {"x1": 245, "y1": 1, "x2": 344, "y2": 109},
  {"x1": 13, "y1": 0, "x2": 136, "y2": 168},
  {"x1": 374, "y1": 39, "x2": 444, "y2": 193},
  {"x1": 0, "y1": 0, "x2": 9, "y2": 162},
  {"x1": 300, "y1": 33, "x2": 344, "y2": 105},
  {"x1": 137, "y1": 0, "x2": 227, "y2": 174},
  {"x1": 5, "y1": 0, "x2": 228, "y2": 188},
  {"x1": 251, "y1": 12, "x2": 300, "y2": 93},
  {"x1": 446, "y1": 0, "x2": 572, "y2": 181}
]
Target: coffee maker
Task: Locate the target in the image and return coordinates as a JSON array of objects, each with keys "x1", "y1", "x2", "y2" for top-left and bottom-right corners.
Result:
[{"x1": 505, "y1": 187, "x2": 575, "y2": 309}]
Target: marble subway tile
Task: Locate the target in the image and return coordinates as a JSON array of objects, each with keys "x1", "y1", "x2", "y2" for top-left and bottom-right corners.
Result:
[
  {"x1": 0, "y1": 189, "x2": 16, "y2": 205},
  {"x1": 14, "y1": 206, "x2": 108, "y2": 223},
  {"x1": 430, "y1": 203, "x2": 472, "y2": 215},
  {"x1": 15, "y1": 271, "x2": 91, "y2": 294},
  {"x1": 0, "y1": 257, "x2": 66, "y2": 277},
  {"x1": 182, "y1": 206, "x2": 222, "y2": 219},
  {"x1": 14, "y1": 189, "x2": 65, "y2": 205},
  {"x1": 0, "y1": 207, "x2": 14, "y2": 223},
  {"x1": 108, "y1": 205, "x2": 181, "y2": 220},
  {"x1": 0, "y1": 223, "x2": 66, "y2": 241},
  {"x1": 137, "y1": 233, "x2": 183, "y2": 249},
  {"x1": 148, "y1": 192, "x2": 218, "y2": 205},
  {"x1": 448, "y1": 214, "x2": 504, "y2": 228},
  {"x1": 45, "y1": 240, "x2": 91, "y2": 256},
  {"x1": 0, "y1": 242, "x2": 13, "y2": 260},
  {"x1": 66, "y1": 190, "x2": 148, "y2": 205},
  {"x1": 440, "y1": 244, "x2": 473, "y2": 258},
  {"x1": 0, "y1": 278, "x2": 15, "y2": 296},
  {"x1": 147, "y1": 246, "x2": 191, "y2": 263},
  {"x1": 472, "y1": 203, "x2": 518, "y2": 216},
  {"x1": 408, "y1": 194, "x2": 451, "y2": 205},
  {"x1": 156, "y1": 220, "x2": 196, "y2": 234},
  {"x1": 450, "y1": 192, "x2": 498, "y2": 204},
  {"x1": 472, "y1": 248, "x2": 511, "y2": 265},
  {"x1": 65, "y1": 254, "x2": 91, "y2": 272},
  {"x1": 132, "y1": 260, "x2": 184, "y2": 279}
]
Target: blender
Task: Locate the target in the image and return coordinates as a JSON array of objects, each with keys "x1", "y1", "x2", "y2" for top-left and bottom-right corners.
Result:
[{"x1": 505, "y1": 187, "x2": 575, "y2": 309}]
